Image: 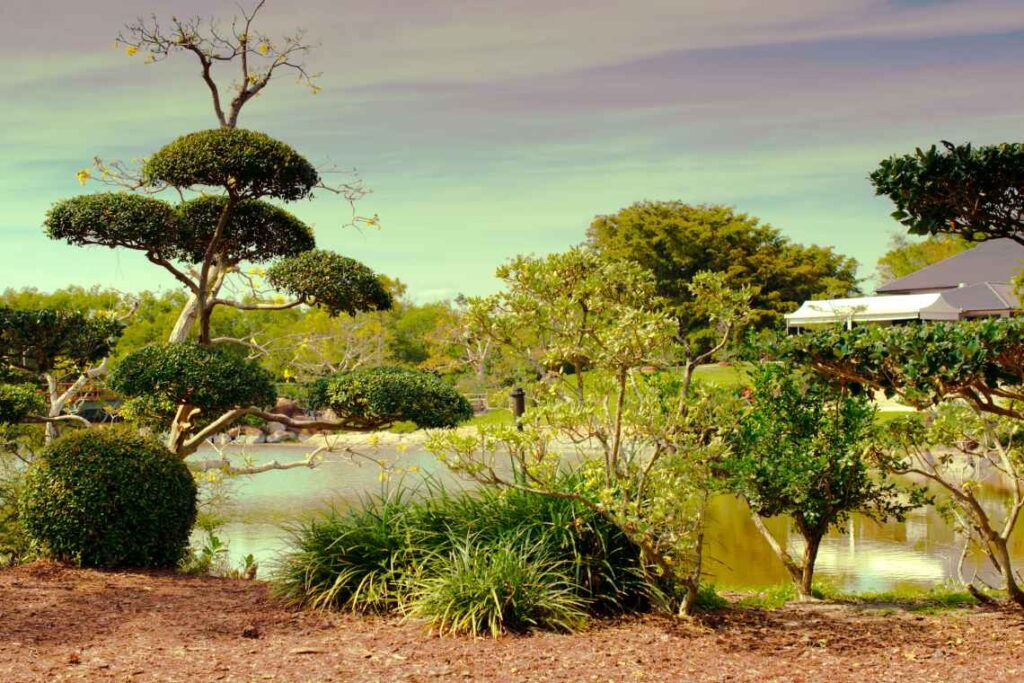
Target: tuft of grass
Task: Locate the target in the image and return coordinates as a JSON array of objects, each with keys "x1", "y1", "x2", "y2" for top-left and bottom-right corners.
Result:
[
  {"x1": 273, "y1": 490, "x2": 419, "y2": 613},
  {"x1": 818, "y1": 583, "x2": 983, "y2": 613},
  {"x1": 465, "y1": 408, "x2": 514, "y2": 428},
  {"x1": 407, "y1": 538, "x2": 589, "y2": 637},
  {"x1": 731, "y1": 583, "x2": 800, "y2": 610}
]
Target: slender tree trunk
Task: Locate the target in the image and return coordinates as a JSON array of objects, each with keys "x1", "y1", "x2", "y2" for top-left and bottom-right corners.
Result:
[
  {"x1": 799, "y1": 532, "x2": 823, "y2": 599},
  {"x1": 990, "y1": 536, "x2": 1024, "y2": 607},
  {"x1": 749, "y1": 510, "x2": 803, "y2": 588},
  {"x1": 169, "y1": 294, "x2": 200, "y2": 343}
]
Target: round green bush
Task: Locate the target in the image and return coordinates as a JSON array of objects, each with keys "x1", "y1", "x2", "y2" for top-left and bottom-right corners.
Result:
[
  {"x1": 142, "y1": 128, "x2": 319, "y2": 201},
  {"x1": 44, "y1": 192, "x2": 178, "y2": 255},
  {"x1": 20, "y1": 427, "x2": 197, "y2": 568}
]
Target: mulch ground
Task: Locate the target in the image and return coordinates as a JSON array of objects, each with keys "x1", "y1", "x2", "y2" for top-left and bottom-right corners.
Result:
[{"x1": 1, "y1": 562, "x2": 1023, "y2": 682}]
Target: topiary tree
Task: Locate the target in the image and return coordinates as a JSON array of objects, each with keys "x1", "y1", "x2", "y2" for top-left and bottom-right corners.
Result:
[
  {"x1": 871, "y1": 141, "x2": 1024, "y2": 245},
  {"x1": 20, "y1": 426, "x2": 197, "y2": 568},
  {"x1": 0, "y1": 306, "x2": 126, "y2": 442},
  {"x1": 40, "y1": 3, "x2": 470, "y2": 472}
]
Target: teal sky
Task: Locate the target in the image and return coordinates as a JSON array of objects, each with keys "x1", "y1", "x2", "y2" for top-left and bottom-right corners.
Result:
[{"x1": 3, "y1": 0, "x2": 1024, "y2": 300}]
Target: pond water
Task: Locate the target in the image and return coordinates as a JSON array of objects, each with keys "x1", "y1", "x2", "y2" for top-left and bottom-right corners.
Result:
[{"x1": 207, "y1": 444, "x2": 1024, "y2": 591}]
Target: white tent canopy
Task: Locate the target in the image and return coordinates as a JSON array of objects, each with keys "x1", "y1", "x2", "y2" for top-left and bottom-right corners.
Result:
[{"x1": 785, "y1": 293, "x2": 961, "y2": 328}]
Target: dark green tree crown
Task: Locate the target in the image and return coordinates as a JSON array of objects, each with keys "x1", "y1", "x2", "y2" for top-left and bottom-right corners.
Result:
[
  {"x1": 871, "y1": 141, "x2": 1024, "y2": 244},
  {"x1": 143, "y1": 128, "x2": 320, "y2": 200},
  {"x1": 0, "y1": 306, "x2": 124, "y2": 373},
  {"x1": 110, "y1": 342, "x2": 276, "y2": 414}
]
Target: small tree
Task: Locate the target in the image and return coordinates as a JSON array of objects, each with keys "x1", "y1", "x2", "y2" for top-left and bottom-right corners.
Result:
[
  {"x1": 428, "y1": 248, "x2": 751, "y2": 615},
  {"x1": 876, "y1": 232, "x2": 970, "y2": 285},
  {"x1": 790, "y1": 320, "x2": 1024, "y2": 606},
  {"x1": 724, "y1": 364, "x2": 924, "y2": 598},
  {"x1": 871, "y1": 141, "x2": 1024, "y2": 245}
]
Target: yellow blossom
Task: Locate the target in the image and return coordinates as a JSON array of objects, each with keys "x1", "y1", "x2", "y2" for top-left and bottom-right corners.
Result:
[
  {"x1": 257, "y1": 43, "x2": 271, "y2": 56},
  {"x1": 76, "y1": 169, "x2": 91, "y2": 185},
  {"x1": 125, "y1": 45, "x2": 138, "y2": 57}
]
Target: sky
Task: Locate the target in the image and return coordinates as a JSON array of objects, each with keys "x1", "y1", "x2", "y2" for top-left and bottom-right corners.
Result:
[{"x1": 2, "y1": 0, "x2": 1024, "y2": 301}]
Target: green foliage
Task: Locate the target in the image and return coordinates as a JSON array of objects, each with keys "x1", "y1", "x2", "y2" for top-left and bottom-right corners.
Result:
[
  {"x1": 174, "y1": 196, "x2": 315, "y2": 264},
  {"x1": 142, "y1": 128, "x2": 320, "y2": 200},
  {"x1": 110, "y1": 342, "x2": 277, "y2": 414},
  {"x1": 408, "y1": 539, "x2": 589, "y2": 636},
  {"x1": 0, "y1": 306, "x2": 124, "y2": 373},
  {"x1": 0, "y1": 464, "x2": 29, "y2": 565},
  {"x1": 724, "y1": 364, "x2": 922, "y2": 531},
  {"x1": 267, "y1": 249, "x2": 393, "y2": 317},
  {"x1": 787, "y1": 318, "x2": 1024, "y2": 413},
  {"x1": 876, "y1": 233, "x2": 970, "y2": 284},
  {"x1": 587, "y1": 201, "x2": 859, "y2": 339},
  {"x1": 0, "y1": 384, "x2": 45, "y2": 424},
  {"x1": 19, "y1": 427, "x2": 197, "y2": 568},
  {"x1": 307, "y1": 366, "x2": 472, "y2": 429},
  {"x1": 871, "y1": 141, "x2": 1024, "y2": 243},
  {"x1": 45, "y1": 192, "x2": 178, "y2": 255},
  {"x1": 274, "y1": 479, "x2": 644, "y2": 626}
]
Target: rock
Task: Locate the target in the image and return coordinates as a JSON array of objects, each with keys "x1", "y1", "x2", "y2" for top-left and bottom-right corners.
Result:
[
  {"x1": 266, "y1": 430, "x2": 298, "y2": 444},
  {"x1": 274, "y1": 397, "x2": 301, "y2": 418},
  {"x1": 241, "y1": 625, "x2": 261, "y2": 639},
  {"x1": 264, "y1": 421, "x2": 287, "y2": 434}
]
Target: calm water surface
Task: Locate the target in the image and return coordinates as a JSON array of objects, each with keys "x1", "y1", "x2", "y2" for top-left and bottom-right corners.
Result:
[{"x1": 207, "y1": 445, "x2": 1024, "y2": 591}]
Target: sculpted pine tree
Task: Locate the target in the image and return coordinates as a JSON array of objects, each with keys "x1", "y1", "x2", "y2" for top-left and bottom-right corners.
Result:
[{"x1": 41, "y1": 3, "x2": 470, "y2": 472}]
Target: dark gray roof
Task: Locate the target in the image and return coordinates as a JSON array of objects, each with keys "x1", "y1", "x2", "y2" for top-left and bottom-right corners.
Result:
[
  {"x1": 877, "y1": 238, "x2": 1024, "y2": 294},
  {"x1": 940, "y1": 282, "x2": 1019, "y2": 313}
]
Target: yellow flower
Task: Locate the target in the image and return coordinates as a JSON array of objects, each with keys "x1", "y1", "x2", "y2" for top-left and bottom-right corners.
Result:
[
  {"x1": 257, "y1": 43, "x2": 271, "y2": 56},
  {"x1": 76, "y1": 169, "x2": 91, "y2": 185},
  {"x1": 125, "y1": 45, "x2": 138, "y2": 57},
  {"x1": 283, "y1": 368, "x2": 293, "y2": 381}
]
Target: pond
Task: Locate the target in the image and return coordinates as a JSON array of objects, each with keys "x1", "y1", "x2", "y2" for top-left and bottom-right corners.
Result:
[{"x1": 207, "y1": 444, "x2": 1024, "y2": 592}]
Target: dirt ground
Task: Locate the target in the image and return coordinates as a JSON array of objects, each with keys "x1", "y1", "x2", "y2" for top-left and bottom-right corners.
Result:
[{"x1": 1, "y1": 562, "x2": 1023, "y2": 682}]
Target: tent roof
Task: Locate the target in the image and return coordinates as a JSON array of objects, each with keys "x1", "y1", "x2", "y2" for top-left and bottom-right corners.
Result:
[{"x1": 784, "y1": 292, "x2": 961, "y2": 326}]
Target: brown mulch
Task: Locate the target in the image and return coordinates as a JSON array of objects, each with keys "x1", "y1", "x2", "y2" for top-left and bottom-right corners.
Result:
[{"x1": 1, "y1": 562, "x2": 1023, "y2": 682}]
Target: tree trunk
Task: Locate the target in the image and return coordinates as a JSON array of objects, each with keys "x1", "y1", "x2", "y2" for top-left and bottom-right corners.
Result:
[
  {"x1": 799, "y1": 532, "x2": 823, "y2": 599},
  {"x1": 169, "y1": 294, "x2": 200, "y2": 343},
  {"x1": 991, "y1": 536, "x2": 1024, "y2": 607}
]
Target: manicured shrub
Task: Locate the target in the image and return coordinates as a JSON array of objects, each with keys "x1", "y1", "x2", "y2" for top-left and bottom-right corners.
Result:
[
  {"x1": 407, "y1": 539, "x2": 588, "y2": 636},
  {"x1": 142, "y1": 128, "x2": 319, "y2": 200},
  {"x1": 306, "y1": 366, "x2": 473, "y2": 429},
  {"x1": 110, "y1": 342, "x2": 277, "y2": 414},
  {"x1": 267, "y1": 249, "x2": 393, "y2": 316},
  {"x1": 19, "y1": 427, "x2": 197, "y2": 568}
]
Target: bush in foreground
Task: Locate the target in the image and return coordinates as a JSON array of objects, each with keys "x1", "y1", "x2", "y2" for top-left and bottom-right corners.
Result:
[
  {"x1": 20, "y1": 427, "x2": 197, "y2": 568},
  {"x1": 408, "y1": 539, "x2": 588, "y2": 636},
  {"x1": 273, "y1": 477, "x2": 648, "y2": 632}
]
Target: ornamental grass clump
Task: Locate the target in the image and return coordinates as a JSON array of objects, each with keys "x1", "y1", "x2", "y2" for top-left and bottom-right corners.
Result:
[
  {"x1": 407, "y1": 539, "x2": 589, "y2": 637},
  {"x1": 19, "y1": 426, "x2": 197, "y2": 568},
  {"x1": 273, "y1": 477, "x2": 648, "y2": 630}
]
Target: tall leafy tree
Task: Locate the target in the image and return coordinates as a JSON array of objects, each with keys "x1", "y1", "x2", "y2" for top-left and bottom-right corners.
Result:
[
  {"x1": 871, "y1": 141, "x2": 1024, "y2": 245},
  {"x1": 587, "y1": 201, "x2": 859, "y2": 355}
]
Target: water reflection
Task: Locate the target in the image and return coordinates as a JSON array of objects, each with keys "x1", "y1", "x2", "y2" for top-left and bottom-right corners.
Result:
[{"x1": 208, "y1": 445, "x2": 1024, "y2": 591}]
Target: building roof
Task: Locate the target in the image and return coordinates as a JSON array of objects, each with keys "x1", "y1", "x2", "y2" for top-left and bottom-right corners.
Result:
[
  {"x1": 877, "y1": 238, "x2": 1024, "y2": 294},
  {"x1": 939, "y1": 281, "x2": 1019, "y2": 313},
  {"x1": 784, "y1": 293, "x2": 961, "y2": 327}
]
